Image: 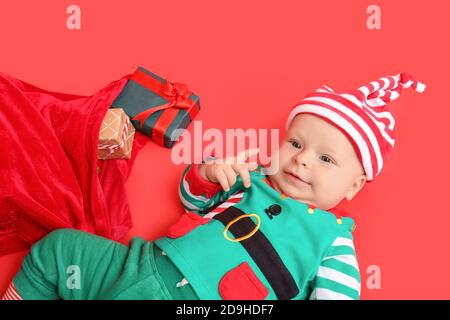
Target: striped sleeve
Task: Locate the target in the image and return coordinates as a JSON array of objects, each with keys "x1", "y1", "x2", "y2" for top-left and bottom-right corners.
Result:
[
  {"x1": 309, "y1": 232, "x2": 361, "y2": 300},
  {"x1": 179, "y1": 164, "x2": 244, "y2": 214},
  {"x1": 1, "y1": 282, "x2": 23, "y2": 300}
]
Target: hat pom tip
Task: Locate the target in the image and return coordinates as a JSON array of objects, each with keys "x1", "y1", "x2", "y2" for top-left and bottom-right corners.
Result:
[{"x1": 416, "y1": 82, "x2": 426, "y2": 93}]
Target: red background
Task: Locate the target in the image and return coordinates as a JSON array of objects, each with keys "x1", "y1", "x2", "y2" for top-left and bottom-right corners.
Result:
[{"x1": 0, "y1": 0, "x2": 448, "y2": 299}]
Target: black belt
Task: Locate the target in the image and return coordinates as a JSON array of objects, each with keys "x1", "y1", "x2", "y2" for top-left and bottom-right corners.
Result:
[{"x1": 213, "y1": 206, "x2": 299, "y2": 300}]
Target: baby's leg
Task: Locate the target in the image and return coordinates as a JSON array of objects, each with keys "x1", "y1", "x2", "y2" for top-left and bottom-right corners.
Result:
[{"x1": 1, "y1": 228, "x2": 124, "y2": 300}]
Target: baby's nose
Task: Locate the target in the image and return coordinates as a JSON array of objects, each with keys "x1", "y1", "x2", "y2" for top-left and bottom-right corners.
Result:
[{"x1": 294, "y1": 151, "x2": 310, "y2": 167}]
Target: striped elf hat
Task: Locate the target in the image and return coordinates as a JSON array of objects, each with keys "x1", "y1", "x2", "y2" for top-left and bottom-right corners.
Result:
[{"x1": 286, "y1": 73, "x2": 426, "y2": 181}]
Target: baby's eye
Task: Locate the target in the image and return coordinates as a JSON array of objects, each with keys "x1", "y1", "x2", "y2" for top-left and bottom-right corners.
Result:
[
  {"x1": 289, "y1": 140, "x2": 302, "y2": 149},
  {"x1": 320, "y1": 155, "x2": 334, "y2": 164}
]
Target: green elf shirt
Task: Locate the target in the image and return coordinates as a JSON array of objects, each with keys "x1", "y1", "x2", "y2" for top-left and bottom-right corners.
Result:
[{"x1": 155, "y1": 164, "x2": 361, "y2": 300}]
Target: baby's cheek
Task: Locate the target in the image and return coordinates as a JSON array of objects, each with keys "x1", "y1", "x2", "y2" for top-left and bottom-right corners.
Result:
[
  {"x1": 312, "y1": 177, "x2": 332, "y2": 195},
  {"x1": 276, "y1": 147, "x2": 292, "y2": 166},
  {"x1": 315, "y1": 177, "x2": 346, "y2": 202}
]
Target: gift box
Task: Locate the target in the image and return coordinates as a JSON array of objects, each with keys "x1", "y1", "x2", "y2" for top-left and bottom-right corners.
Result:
[
  {"x1": 110, "y1": 66, "x2": 200, "y2": 148},
  {"x1": 98, "y1": 108, "x2": 135, "y2": 160}
]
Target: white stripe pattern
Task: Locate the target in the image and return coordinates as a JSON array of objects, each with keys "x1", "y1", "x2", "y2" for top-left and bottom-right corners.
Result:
[
  {"x1": 182, "y1": 178, "x2": 209, "y2": 202},
  {"x1": 357, "y1": 73, "x2": 425, "y2": 129},
  {"x1": 179, "y1": 187, "x2": 201, "y2": 211},
  {"x1": 299, "y1": 95, "x2": 384, "y2": 177},
  {"x1": 204, "y1": 192, "x2": 244, "y2": 219},
  {"x1": 1, "y1": 282, "x2": 23, "y2": 300},
  {"x1": 317, "y1": 266, "x2": 361, "y2": 293},
  {"x1": 98, "y1": 115, "x2": 131, "y2": 150},
  {"x1": 331, "y1": 88, "x2": 395, "y2": 139},
  {"x1": 309, "y1": 288, "x2": 354, "y2": 300},
  {"x1": 322, "y1": 254, "x2": 359, "y2": 272},
  {"x1": 288, "y1": 104, "x2": 375, "y2": 179},
  {"x1": 310, "y1": 235, "x2": 361, "y2": 300},
  {"x1": 286, "y1": 72, "x2": 425, "y2": 181},
  {"x1": 328, "y1": 88, "x2": 395, "y2": 146},
  {"x1": 332, "y1": 237, "x2": 355, "y2": 249},
  {"x1": 363, "y1": 109, "x2": 395, "y2": 146},
  {"x1": 180, "y1": 165, "x2": 247, "y2": 215}
]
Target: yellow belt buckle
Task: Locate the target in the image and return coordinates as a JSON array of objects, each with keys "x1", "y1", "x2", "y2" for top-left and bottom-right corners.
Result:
[{"x1": 223, "y1": 213, "x2": 261, "y2": 242}]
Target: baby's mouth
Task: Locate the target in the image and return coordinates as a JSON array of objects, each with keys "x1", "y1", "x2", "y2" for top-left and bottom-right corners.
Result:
[{"x1": 284, "y1": 170, "x2": 311, "y2": 187}]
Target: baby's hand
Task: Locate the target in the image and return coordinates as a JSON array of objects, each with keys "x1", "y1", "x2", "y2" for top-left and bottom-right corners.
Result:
[{"x1": 198, "y1": 148, "x2": 259, "y2": 191}]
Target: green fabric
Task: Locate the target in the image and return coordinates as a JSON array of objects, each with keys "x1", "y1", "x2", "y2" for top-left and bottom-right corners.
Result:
[
  {"x1": 13, "y1": 228, "x2": 197, "y2": 300},
  {"x1": 156, "y1": 167, "x2": 356, "y2": 300},
  {"x1": 154, "y1": 244, "x2": 198, "y2": 300},
  {"x1": 178, "y1": 164, "x2": 244, "y2": 212}
]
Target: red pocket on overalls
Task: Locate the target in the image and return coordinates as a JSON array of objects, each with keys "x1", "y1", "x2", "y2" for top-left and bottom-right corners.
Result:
[{"x1": 219, "y1": 262, "x2": 269, "y2": 300}]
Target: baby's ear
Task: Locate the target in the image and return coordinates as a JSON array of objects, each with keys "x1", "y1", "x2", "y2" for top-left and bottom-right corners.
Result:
[{"x1": 345, "y1": 174, "x2": 367, "y2": 201}]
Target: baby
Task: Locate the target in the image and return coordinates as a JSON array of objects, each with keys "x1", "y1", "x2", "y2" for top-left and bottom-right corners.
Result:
[{"x1": 1, "y1": 73, "x2": 424, "y2": 300}]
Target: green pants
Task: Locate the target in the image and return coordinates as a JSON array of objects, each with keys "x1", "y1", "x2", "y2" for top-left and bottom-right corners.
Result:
[{"x1": 13, "y1": 228, "x2": 198, "y2": 300}]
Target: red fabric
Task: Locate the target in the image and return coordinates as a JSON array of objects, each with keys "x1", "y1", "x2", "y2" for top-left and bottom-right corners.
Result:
[
  {"x1": 0, "y1": 72, "x2": 148, "y2": 256},
  {"x1": 185, "y1": 164, "x2": 222, "y2": 198},
  {"x1": 0, "y1": 282, "x2": 22, "y2": 300},
  {"x1": 219, "y1": 262, "x2": 269, "y2": 300},
  {"x1": 166, "y1": 212, "x2": 210, "y2": 238}
]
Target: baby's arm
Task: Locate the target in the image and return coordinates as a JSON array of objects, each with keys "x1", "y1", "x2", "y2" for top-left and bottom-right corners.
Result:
[
  {"x1": 179, "y1": 163, "x2": 244, "y2": 214},
  {"x1": 309, "y1": 231, "x2": 361, "y2": 300},
  {"x1": 179, "y1": 149, "x2": 259, "y2": 214}
]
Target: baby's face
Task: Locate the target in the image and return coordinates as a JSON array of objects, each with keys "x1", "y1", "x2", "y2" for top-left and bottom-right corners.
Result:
[{"x1": 268, "y1": 114, "x2": 366, "y2": 210}]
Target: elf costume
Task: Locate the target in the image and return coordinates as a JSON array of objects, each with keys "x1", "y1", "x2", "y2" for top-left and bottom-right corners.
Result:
[
  {"x1": 1, "y1": 73, "x2": 425, "y2": 300},
  {"x1": 1, "y1": 165, "x2": 357, "y2": 300}
]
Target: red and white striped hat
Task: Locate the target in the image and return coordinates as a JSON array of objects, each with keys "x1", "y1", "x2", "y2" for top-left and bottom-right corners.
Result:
[{"x1": 286, "y1": 72, "x2": 426, "y2": 181}]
